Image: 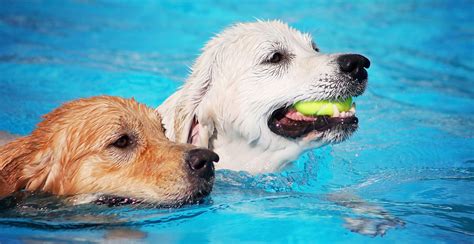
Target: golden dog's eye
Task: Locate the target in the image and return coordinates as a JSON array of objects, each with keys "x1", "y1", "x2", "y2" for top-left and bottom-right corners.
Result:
[
  {"x1": 112, "y1": 134, "x2": 133, "y2": 149},
  {"x1": 268, "y1": 52, "x2": 283, "y2": 63}
]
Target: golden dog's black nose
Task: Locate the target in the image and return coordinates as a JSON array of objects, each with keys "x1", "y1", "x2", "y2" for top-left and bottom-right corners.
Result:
[
  {"x1": 337, "y1": 54, "x2": 370, "y2": 81},
  {"x1": 185, "y1": 149, "x2": 219, "y2": 178}
]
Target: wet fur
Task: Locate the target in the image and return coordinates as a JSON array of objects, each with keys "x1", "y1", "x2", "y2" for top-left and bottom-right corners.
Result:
[
  {"x1": 0, "y1": 96, "x2": 213, "y2": 205},
  {"x1": 158, "y1": 20, "x2": 366, "y2": 173}
]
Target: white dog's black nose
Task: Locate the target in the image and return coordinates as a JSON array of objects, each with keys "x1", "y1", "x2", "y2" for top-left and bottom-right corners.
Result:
[
  {"x1": 185, "y1": 149, "x2": 219, "y2": 179},
  {"x1": 337, "y1": 54, "x2": 370, "y2": 81}
]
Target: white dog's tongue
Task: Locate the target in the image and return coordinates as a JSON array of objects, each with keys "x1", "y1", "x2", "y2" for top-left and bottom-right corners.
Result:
[{"x1": 284, "y1": 108, "x2": 319, "y2": 122}]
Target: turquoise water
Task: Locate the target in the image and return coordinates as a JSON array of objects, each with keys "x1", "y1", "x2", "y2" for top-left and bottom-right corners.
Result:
[{"x1": 0, "y1": 0, "x2": 473, "y2": 243}]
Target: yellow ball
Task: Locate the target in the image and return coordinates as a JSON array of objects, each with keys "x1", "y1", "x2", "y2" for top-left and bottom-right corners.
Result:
[{"x1": 294, "y1": 97, "x2": 352, "y2": 116}]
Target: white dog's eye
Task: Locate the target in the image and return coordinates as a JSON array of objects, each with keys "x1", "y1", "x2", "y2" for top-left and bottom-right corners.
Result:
[
  {"x1": 311, "y1": 42, "x2": 320, "y2": 52},
  {"x1": 268, "y1": 52, "x2": 283, "y2": 63}
]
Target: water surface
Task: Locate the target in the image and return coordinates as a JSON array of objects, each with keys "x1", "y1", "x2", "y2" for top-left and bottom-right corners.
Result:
[{"x1": 0, "y1": 0, "x2": 473, "y2": 243}]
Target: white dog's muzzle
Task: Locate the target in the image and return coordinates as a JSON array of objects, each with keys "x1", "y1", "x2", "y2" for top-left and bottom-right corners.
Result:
[{"x1": 268, "y1": 53, "x2": 370, "y2": 142}]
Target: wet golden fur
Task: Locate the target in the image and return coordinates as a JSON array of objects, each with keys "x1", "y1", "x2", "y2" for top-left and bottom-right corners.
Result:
[{"x1": 0, "y1": 96, "x2": 213, "y2": 205}]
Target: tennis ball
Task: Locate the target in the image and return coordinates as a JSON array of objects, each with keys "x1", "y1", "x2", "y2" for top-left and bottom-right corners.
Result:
[{"x1": 294, "y1": 97, "x2": 352, "y2": 116}]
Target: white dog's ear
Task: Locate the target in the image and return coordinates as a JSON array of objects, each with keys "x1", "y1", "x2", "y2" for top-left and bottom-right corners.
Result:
[{"x1": 158, "y1": 41, "x2": 221, "y2": 148}]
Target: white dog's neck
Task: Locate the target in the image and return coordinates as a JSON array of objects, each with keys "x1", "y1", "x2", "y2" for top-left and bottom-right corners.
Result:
[
  {"x1": 210, "y1": 134, "x2": 299, "y2": 174},
  {"x1": 207, "y1": 124, "x2": 325, "y2": 174},
  {"x1": 186, "y1": 116, "x2": 294, "y2": 173}
]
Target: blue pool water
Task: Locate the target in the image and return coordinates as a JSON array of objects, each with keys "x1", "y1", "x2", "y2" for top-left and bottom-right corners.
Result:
[{"x1": 0, "y1": 0, "x2": 473, "y2": 243}]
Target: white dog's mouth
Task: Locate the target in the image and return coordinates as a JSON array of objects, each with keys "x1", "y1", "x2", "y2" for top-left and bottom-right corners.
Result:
[{"x1": 268, "y1": 103, "x2": 358, "y2": 139}]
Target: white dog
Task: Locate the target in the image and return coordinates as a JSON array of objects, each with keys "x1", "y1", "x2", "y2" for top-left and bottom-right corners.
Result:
[
  {"x1": 158, "y1": 20, "x2": 370, "y2": 174},
  {"x1": 158, "y1": 22, "x2": 405, "y2": 236}
]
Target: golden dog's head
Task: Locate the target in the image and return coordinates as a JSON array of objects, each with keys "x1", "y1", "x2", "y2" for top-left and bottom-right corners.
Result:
[{"x1": 0, "y1": 96, "x2": 218, "y2": 206}]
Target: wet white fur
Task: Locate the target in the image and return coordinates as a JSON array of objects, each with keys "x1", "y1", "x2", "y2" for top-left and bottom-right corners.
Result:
[{"x1": 158, "y1": 20, "x2": 345, "y2": 174}]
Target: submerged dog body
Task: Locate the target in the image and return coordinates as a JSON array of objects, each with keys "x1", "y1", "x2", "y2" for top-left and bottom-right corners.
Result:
[
  {"x1": 0, "y1": 96, "x2": 218, "y2": 206},
  {"x1": 158, "y1": 21, "x2": 369, "y2": 173}
]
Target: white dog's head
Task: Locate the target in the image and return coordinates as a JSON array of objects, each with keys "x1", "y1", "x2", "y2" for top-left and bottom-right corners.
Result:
[{"x1": 159, "y1": 20, "x2": 369, "y2": 172}]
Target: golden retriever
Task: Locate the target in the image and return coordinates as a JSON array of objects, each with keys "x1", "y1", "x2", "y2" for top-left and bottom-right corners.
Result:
[{"x1": 0, "y1": 96, "x2": 219, "y2": 206}]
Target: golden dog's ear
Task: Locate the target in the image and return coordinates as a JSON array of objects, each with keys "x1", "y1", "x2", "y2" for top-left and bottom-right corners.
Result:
[
  {"x1": 0, "y1": 137, "x2": 32, "y2": 197},
  {"x1": 0, "y1": 135, "x2": 63, "y2": 197}
]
